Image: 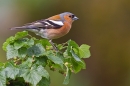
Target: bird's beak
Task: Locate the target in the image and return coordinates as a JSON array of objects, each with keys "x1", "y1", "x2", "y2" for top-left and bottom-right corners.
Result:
[{"x1": 73, "y1": 16, "x2": 79, "y2": 20}]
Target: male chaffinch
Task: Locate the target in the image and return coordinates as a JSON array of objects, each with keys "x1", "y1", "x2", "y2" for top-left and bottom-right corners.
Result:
[{"x1": 11, "y1": 12, "x2": 79, "y2": 51}]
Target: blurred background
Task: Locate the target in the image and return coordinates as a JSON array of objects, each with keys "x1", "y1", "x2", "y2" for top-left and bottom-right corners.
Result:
[{"x1": 0, "y1": 0, "x2": 130, "y2": 86}]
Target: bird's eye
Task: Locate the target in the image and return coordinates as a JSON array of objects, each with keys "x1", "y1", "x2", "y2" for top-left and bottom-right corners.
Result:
[{"x1": 69, "y1": 15, "x2": 75, "y2": 18}]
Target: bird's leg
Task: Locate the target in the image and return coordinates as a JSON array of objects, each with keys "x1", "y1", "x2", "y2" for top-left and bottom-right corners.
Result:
[{"x1": 49, "y1": 40, "x2": 58, "y2": 51}]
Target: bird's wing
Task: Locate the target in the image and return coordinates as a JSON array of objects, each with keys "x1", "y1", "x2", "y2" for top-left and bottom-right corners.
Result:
[{"x1": 11, "y1": 19, "x2": 64, "y2": 30}]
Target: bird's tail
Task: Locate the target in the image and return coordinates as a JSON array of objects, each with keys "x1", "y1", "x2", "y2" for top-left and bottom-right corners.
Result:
[{"x1": 10, "y1": 26, "x2": 28, "y2": 30}]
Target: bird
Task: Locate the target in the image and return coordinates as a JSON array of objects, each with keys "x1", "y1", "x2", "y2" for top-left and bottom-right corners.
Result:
[{"x1": 11, "y1": 12, "x2": 79, "y2": 51}]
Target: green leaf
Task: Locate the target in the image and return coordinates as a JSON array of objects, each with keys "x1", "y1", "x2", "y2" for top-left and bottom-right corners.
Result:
[
  {"x1": 79, "y1": 44, "x2": 91, "y2": 58},
  {"x1": 3, "y1": 62, "x2": 19, "y2": 79},
  {"x1": 21, "y1": 65, "x2": 49, "y2": 86},
  {"x1": 0, "y1": 72, "x2": 6, "y2": 86},
  {"x1": 68, "y1": 40, "x2": 79, "y2": 48},
  {"x1": 36, "y1": 65, "x2": 49, "y2": 80},
  {"x1": 0, "y1": 62, "x2": 4, "y2": 68},
  {"x1": 71, "y1": 50, "x2": 82, "y2": 62},
  {"x1": 70, "y1": 50, "x2": 86, "y2": 69},
  {"x1": 2, "y1": 36, "x2": 15, "y2": 51},
  {"x1": 18, "y1": 47, "x2": 27, "y2": 58},
  {"x1": 27, "y1": 43, "x2": 45, "y2": 57},
  {"x1": 3, "y1": 31, "x2": 28, "y2": 51},
  {"x1": 14, "y1": 38, "x2": 34, "y2": 50},
  {"x1": 2, "y1": 42, "x2": 8, "y2": 51},
  {"x1": 14, "y1": 39, "x2": 25, "y2": 50},
  {"x1": 57, "y1": 44, "x2": 63, "y2": 50},
  {"x1": 35, "y1": 57, "x2": 47, "y2": 67},
  {"x1": 21, "y1": 69, "x2": 41, "y2": 86},
  {"x1": 67, "y1": 40, "x2": 79, "y2": 56},
  {"x1": 47, "y1": 54, "x2": 63, "y2": 68},
  {"x1": 28, "y1": 38, "x2": 34, "y2": 46},
  {"x1": 35, "y1": 43, "x2": 46, "y2": 53},
  {"x1": 57, "y1": 43, "x2": 67, "y2": 50},
  {"x1": 19, "y1": 58, "x2": 33, "y2": 68},
  {"x1": 71, "y1": 58, "x2": 81, "y2": 73},
  {"x1": 63, "y1": 66, "x2": 71, "y2": 85},
  {"x1": 6, "y1": 44, "x2": 18, "y2": 60},
  {"x1": 15, "y1": 31, "x2": 28, "y2": 40},
  {"x1": 56, "y1": 52, "x2": 64, "y2": 62},
  {"x1": 63, "y1": 50, "x2": 72, "y2": 59},
  {"x1": 39, "y1": 39, "x2": 51, "y2": 48},
  {"x1": 37, "y1": 77, "x2": 50, "y2": 86}
]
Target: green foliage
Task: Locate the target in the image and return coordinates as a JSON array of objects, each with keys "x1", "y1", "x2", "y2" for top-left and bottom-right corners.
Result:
[{"x1": 0, "y1": 31, "x2": 91, "y2": 86}]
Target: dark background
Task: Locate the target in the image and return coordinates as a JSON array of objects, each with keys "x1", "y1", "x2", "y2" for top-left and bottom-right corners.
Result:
[{"x1": 0, "y1": 0, "x2": 130, "y2": 86}]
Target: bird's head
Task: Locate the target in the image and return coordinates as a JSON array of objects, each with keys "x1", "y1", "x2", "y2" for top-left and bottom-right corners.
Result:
[{"x1": 48, "y1": 12, "x2": 78, "y2": 23}]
